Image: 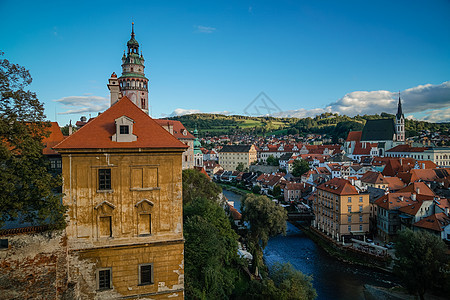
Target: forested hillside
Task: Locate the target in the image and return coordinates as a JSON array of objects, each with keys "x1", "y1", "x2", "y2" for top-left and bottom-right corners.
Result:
[{"x1": 169, "y1": 112, "x2": 450, "y2": 142}]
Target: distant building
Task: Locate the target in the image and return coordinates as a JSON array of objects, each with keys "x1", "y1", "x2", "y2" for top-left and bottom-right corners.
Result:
[
  {"x1": 345, "y1": 95, "x2": 406, "y2": 158},
  {"x1": 155, "y1": 119, "x2": 195, "y2": 169},
  {"x1": 219, "y1": 144, "x2": 257, "y2": 171},
  {"x1": 313, "y1": 178, "x2": 370, "y2": 242},
  {"x1": 386, "y1": 144, "x2": 450, "y2": 167},
  {"x1": 108, "y1": 23, "x2": 149, "y2": 113}
]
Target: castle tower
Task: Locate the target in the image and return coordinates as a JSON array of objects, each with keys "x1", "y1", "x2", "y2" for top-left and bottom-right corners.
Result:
[
  {"x1": 395, "y1": 92, "x2": 405, "y2": 142},
  {"x1": 115, "y1": 23, "x2": 149, "y2": 114}
]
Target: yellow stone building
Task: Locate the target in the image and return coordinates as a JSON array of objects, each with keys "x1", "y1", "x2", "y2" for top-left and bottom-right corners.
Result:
[
  {"x1": 55, "y1": 96, "x2": 186, "y2": 299},
  {"x1": 218, "y1": 144, "x2": 257, "y2": 171},
  {"x1": 313, "y1": 178, "x2": 370, "y2": 242}
]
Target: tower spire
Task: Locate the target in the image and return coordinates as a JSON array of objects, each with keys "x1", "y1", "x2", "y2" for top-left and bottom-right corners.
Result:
[
  {"x1": 396, "y1": 91, "x2": 404, "y2": 119},
  {"x1": 131, "y1": 22, "x2": 135, "y2": 38}
]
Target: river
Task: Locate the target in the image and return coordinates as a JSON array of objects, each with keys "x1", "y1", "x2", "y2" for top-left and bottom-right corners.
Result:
[{"x1": 223, "y1": 189, "x2": 398, "y2": 300}]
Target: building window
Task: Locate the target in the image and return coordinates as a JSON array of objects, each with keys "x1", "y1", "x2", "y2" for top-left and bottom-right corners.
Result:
[
  {"x1": 99, "y1": 169, "x2": 111, "y2": 190},
  {"x1": 359, "y1": 205, "x2": 363, "y2": 212},
  {"x1": 348, "y1": 215, "x2": 351, "y2": 223},
  {"x1": 359, "y1": 225, "x2": 363, "y2": 231},
  {"x1": 348, "y1": 206, "x2": 352, "y2": 213},
  {"x1": 141, "y1": 98, "x2": 145, "y2": 109},
  {"x1": 119, "y1": 125, "x2": 129, "y2": 134},
  {"x1": 348, "y1": 197, "x2": 351, "y2": 203},
  {"x1": 0, "y1": 239, "x2": 8, "y2": 249},
  {"x1": 348, "y1": 225, "x2": 351, "y2": 232},
  {"x1": 97, "y1": 268, "x2": 112, "y2": 290},
  {"x1": 359, "y1": 196, "x2": 363, "y2": 202},
  {"x1": 359, "y1": 215, "x2": 363, "y2": 222},
  {"x1": 139, "y1": 264, "x2": 154, "y2": 285}
]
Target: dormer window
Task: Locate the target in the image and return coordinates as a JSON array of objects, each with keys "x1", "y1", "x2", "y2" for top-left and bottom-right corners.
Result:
[
  {"x1": 112, "y1": 116, "x2": 137, "y2": 142},
  {"x1": 120, "y1": 125, "x2": 129, "y2": 134}
]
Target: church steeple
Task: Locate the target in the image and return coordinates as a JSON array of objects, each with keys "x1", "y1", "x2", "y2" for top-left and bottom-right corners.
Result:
[
  {"x1": 396, "y1": 92, "x2": 404, "y2": 120},
  {"x1": 108, "y1": 23, "x2": 149, "y2": 114},
  {"x1": 395, "y1": 92, "x2": 405, "y2": 143}
]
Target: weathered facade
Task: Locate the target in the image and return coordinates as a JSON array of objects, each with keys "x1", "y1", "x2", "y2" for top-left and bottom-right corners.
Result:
[{"x1": 54, "y1": 96, "x2": 186, "y2": 299}]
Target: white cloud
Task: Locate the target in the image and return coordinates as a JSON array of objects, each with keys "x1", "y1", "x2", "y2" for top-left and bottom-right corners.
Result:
[
  {"x1": 169, "y1": 108, "x2": 202, "y2": 117},
  {"x1": 55, "y1": 95, "x2": 109, "y2": 115},
  {"x1": 421, "y1": 107, "x2": 450, "y2": 123},
  {"x1": 274, "y1": 81, "x2": 450, "y2": 122},
  {"x1": 196, "y1": 25, "x2": 216, "y2": 33}
]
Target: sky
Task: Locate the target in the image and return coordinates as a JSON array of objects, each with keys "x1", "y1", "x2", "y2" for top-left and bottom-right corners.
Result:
[{"x1": 1, "y1": 0, "x2": 449, "y2": 125}]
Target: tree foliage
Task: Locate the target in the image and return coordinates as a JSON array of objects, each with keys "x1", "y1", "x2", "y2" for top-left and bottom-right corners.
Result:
[
  {"x1": 241, "y1": 194, "x2": 287, "y2": 250},
  {"x1": 394, "y1": 229, "x2": 450, "y2": 300},
  {"x1": 184, "y1": 196, "x2": 240, "y2": 299},
  {"x1": 245, "y1": 263, "x2": 317, "y2": 300},
  {"x1": 182, "y1": 169, "x2": 222, "y2": 205},
  {"x1": 292, "y1": 159, "x2": 310, "y2": 177},
  {"x1": 0, "y1": 52, "x2": 65, "y2": 229},
  {"x1": 266, "y1": 155, "x2": 279, "y2": 166},
  {"x1": 236, "y1": 162, "x2": 245, "y2": 172}
]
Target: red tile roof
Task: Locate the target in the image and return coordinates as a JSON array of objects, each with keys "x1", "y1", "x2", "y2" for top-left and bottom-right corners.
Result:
[
  {"x1": 383, "y1": 176, "x2": 405, "y2": 190},
  {"x1": 317, "y1": 178, "x2": 359, "y2": 195},
  {"x1": 43, "y1": 122, "x2": 66, "y2": 155},
  {"x1": 154, "y1": 119, "x2": 195, "y2": 139},
  {"x1": 360, "y1": 171, "x2": 385, "y2": 184},
  {"x1": 398, "y1": 182, "x2": 435, "y2": 196},
  {"x1": 346, "y1": 131, "x2": 362, "y2": 142},
  {"x1": 54, "y1": 97, "x2": 187, "y2": 150},
  {"x1": 375, "y1": 192, "x2": 434, "y2": 211},
  {"x1": 386, "y1": 144, "x2": 428, "y2": 153},
  {"x1": 413, "y1": 213, "x2": 450, "y2": 232}
]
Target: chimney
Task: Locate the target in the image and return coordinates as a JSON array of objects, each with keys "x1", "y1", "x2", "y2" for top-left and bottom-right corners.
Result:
[
  {"x1": 445, "y1": 207, "x2": 449, "y2": 216},
  {"x1": 422, "y1": 163, "x2": 425, "y2": 169},
  {"x1": 416, "y1": 187, "x2": 420, "y2": 195},
  {"x1": 400, "y1": 158, "x2": 403, "y2": 165},
  {"x1": 411, "y1": 193, "x2": 416, "y2": 201},
  {"x1": 399, "y1": 196, "x2": 404, "y2": 201}
]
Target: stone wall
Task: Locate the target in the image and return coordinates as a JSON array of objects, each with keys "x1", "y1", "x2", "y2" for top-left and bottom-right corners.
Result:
[{"x1": 0, "y1": 229, "x2": 70, "y2": 300}]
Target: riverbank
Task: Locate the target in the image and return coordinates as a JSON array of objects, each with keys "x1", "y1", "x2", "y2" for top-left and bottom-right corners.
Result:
[
  {"x1": 292, "y1": 222, "x2": 393, "y2": 274},
  {"x1": 219, "y1": 182, "x2": 252, "y2": 196}
]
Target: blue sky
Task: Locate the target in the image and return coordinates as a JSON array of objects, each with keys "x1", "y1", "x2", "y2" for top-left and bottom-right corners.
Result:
[{"x1": 1, "y1": 0, "x2": 449, "y2": 125}]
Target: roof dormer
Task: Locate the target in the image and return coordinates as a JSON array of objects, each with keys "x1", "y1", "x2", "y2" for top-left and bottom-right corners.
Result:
[{"x1": 112, "y1": 115, "x2": 137, "y2": 142}]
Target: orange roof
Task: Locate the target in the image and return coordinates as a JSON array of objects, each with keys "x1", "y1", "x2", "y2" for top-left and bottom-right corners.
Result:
[
  {"x1": 375, "y1": 192, "x2": 434, "y2": 211},
  {"x1": 416, "y1": 160, "x2": 437, "y2": 169},
  {"x1": 398, "y1": 182, "x2": 435, "y2": 196},
  {"x1": 317, "y1": 178, "x2": 359, "y2": 195},
  {"x1": 154, "y1": 119, "x2": 195, "y2": 139},
  {"x1": 360, "y1": 171, "x2": 385, "y2": 184},
  {"x1": 413, "y1": 213, "x2": 450, "y2": 232},
  {"x1": 346, "y1": 131, "x2": 362, "y2": 142},
  {"x1": 54, "y1": 97, "x2": 187, "y2": 150},
  {"x1": 42, "y1": 122, "x2": 66, "y2": 155},
  {"x1": 383, "y1": 176, "x2": 405, "y2": 190}
]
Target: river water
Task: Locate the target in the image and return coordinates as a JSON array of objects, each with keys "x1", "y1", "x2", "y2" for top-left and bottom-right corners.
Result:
[{"x1": 223, "y1": 189, "x2": 398, "y2": 300}]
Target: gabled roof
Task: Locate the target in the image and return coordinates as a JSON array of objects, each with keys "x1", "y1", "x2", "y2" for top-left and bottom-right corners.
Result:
[
  {"x1": 383, "y1": 176, "x2": 405, "y2": 190},
  {"x1": 346, "y1": 131, "x2": 362, "y2": 142},
  {"x1": 398, "y1": 182, "x2": 435, "y2": 196},
  {"x1": 361, "y1": 119, "x2": 395, "y2": 141},
  {"x1": 317, "y1": 178, "x2": 359, "y2": 196},
  {"x1": 43, "y1": 122, "x2": 65, "y2": 155},
  {"x1": 54, "y1": 96, "x2": 187, "y2": 150},
  {"x1": 375, "y1": 192, "x2": 434, "y2": 211},
  {"x1": 386, "y1": 144, "x2": 428, "y2": 153},
  {"x1": 360, "y1": 171, "x2": 385, "y2": 184},
  {"x1": 413, "y1": 213, "x2": 450, "y2": 232}
]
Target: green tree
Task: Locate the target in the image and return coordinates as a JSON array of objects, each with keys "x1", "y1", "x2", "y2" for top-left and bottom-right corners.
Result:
[
  {"x1": 241, "y1": 194, "x2": 287, "y2": 251},
  {"x1": 182, "y1": 169, "x2": 222, "y2": 205},
  {"x1": 184, "y1": 197, "x2": 240, "y2": 299},
  {"x1": 266, "y1": 155, "x2": 279, "y2": 166},
  {"x1": 236, "y1": 162, "x2": 245, "y2": 172},
  {"x1": 252, "y1": 185, "x2": 261, "y2": 194},
  {"x1": 292, "y1": 159, "x2": 310, "y2": 177},
  {"x1": 394, "y1": 229, "x2": 450, "y2": 300},
  {"x1": 272, "y1": 185, "x2": 282, "y2": 198},
  {"x1": 0, "y1": 52, "x2": 65, "y2": 229}
]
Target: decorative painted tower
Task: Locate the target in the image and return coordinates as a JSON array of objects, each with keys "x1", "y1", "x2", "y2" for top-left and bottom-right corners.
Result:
[
  {"x1": 193, "y1": 128, "x2": 203, "y2": 167},
  {"x1": 109, "y1": 23, "x2": 149, "y2": 114},
  {"x1": 395, "y1": 92, "x2": 405, "y2": 142}
]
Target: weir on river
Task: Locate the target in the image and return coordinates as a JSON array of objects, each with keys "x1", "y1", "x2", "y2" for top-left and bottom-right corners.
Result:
[{"x1": 223, "y1": 189, "x2": 398, "y2": 300}]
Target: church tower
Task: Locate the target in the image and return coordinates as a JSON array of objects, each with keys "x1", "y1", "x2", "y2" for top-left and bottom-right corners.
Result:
[
  {"x1": 109, "y1": 23, "x2": 149, "y2": 114},
  {"x1": 395, "y1": 93, "x2": 405, "y2": 142}
]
